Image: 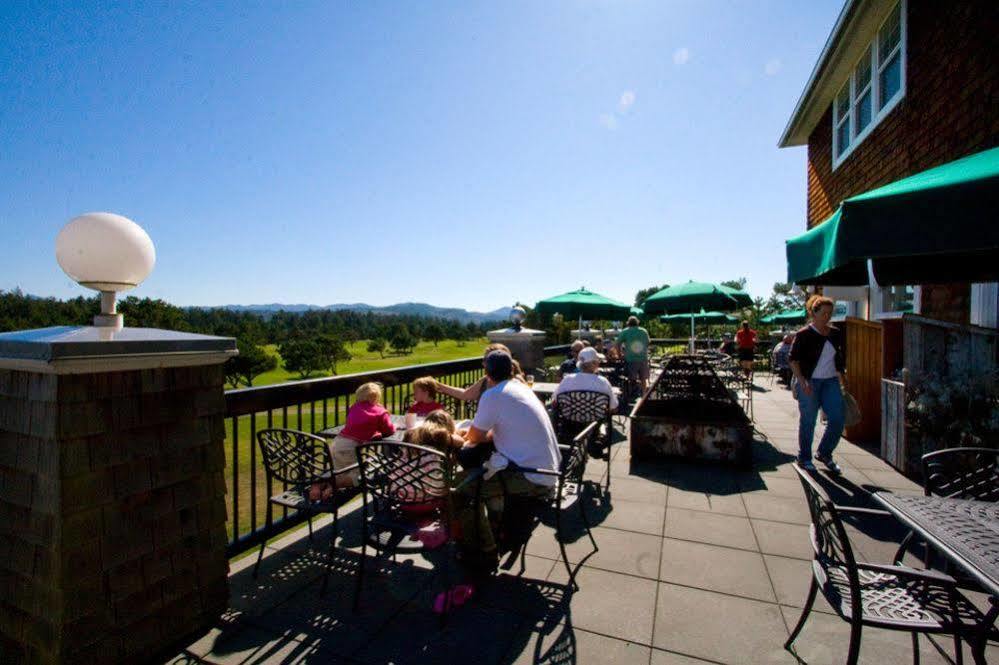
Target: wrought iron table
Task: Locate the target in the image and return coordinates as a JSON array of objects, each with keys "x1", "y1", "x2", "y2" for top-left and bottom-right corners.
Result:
[
  {"x1": 873, "y1": 492, "x2": 999, "y2": 663},
  {"x1": 531, "y1": 382, "x2": 621, "y2": 400}
]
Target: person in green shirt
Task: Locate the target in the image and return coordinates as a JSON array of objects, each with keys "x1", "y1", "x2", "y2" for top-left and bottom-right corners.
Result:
[{"x1": 616, "y1": 316, "x2": 651, "y2": 394}]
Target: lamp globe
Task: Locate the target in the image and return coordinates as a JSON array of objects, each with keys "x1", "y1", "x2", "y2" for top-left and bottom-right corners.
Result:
[{"x1": 55, "y1": 212, "x2": 156, "y2": 328}]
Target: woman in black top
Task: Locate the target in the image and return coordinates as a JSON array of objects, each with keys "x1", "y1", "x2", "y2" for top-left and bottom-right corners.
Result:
[{"x1": 788, "y1": 296, "x2": 847, "y2": 473}]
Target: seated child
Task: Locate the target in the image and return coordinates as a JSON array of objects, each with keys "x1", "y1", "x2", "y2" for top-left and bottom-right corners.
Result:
[
  {"x1": 330, "y1": 382, "x2": 396, "y2": 487},
  {"x1": 407, "y1": 376, "x2": 445, "y2": 416},
  {"x1": 399, "y1": 409, "x2": 464, "y2": 505}
]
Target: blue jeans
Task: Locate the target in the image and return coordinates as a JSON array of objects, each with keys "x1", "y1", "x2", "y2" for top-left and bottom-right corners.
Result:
[{"x1": 796, "y1": 377, "x2": 845, "y2": 462}]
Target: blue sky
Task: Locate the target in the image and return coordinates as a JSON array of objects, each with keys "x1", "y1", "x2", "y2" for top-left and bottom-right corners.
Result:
[{"x1": 0, "y1": 1, "x2": 842, "y2": 311}]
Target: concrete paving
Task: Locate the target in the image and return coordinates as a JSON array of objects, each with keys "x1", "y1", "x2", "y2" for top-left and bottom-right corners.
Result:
[{"x1": 165, "y1": 376, "x2": 998, "y2": 664}]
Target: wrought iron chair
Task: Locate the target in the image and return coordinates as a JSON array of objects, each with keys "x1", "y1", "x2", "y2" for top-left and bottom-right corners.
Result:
[
  {"x1": 894, "y1": 448, "x2": 999, "y2": 569},
  {"x1": 253, "y1": 428, "x2": 358, "y2": 580},
  {"x1": 552, "y1": 390, "x2": 613, "y2": 481},
  {"x1": 350, "y1": 440, "x2": 457, "y2": 608},
  {"x1": 787, "y1": 463, "x2": 987, "y2": 665},
  {"x1": 498, "y1": 421, "x2": 601, "y2": 590}
]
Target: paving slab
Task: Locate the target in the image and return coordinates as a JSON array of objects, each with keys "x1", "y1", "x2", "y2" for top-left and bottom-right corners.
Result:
[
  {"x1": 653, "y1": 583, "x2": 796, "y2": 664},
  {"x1": 547, "y1": 566, "x2": 658, "y2": 645},
  {"x1": 751, "y1": 519, "x2": 814, "y2": 560},
  {"x1": 664, "y1": 507, "x2": 759, "y2": 551},
  {"x1": 659, "y1": 539, "x2": 775, "y2": 602}
]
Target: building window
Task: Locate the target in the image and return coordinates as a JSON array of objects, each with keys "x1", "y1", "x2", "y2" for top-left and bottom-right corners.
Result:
[{"x1": 832, "y1": 0, "x2": 906, "y2": 169}]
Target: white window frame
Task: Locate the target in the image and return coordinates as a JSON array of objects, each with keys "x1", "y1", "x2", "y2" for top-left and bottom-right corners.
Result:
[{"x1": 831, "y1": 0, "x2": 907, "y2": 170}]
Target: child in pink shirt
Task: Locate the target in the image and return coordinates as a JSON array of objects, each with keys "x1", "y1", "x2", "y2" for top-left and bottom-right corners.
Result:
[
  {"x1": 331, "y1": 382, "x2": 396, "y2": 486},
  {"x1": 407, "y1": 376, "x2": 446, "y2": 417}
]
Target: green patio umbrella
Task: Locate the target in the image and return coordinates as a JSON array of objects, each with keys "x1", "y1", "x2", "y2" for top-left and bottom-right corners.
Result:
[
  {"x1": 660, "y1": 310, "x2": 738, "y2": 325},
  {"x1": 642, "y1": 281, "x2": 740, "y2": 351},
  {"x1": 535, "y1": 287, "x2": 632, "y2": 337},
  {"x1": 760, "y1": 308, "x2": 807, "y2": 326},
  {"x1": 718, "y1": 285, "x2": 754, "y2": 308},
  {"x1": 630, "y1": 306, "x2": 644, "y2": 317}
]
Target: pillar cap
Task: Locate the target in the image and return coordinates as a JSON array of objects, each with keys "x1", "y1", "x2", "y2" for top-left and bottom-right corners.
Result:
[{"x1": 0, "y1": 326, "x2": 236, "y2": 373}]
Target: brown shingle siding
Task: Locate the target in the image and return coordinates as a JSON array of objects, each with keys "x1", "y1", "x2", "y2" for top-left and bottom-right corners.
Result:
[{"x1": 805, "y1": 0, "x2": 999, "y2": 227}]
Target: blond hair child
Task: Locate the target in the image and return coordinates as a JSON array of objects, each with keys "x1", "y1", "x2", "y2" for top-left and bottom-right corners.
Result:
[
  {"x1": 408, "y1": 376, "x2": 446, "y2": 416},
  {"x1": 331, "y1": 382, "x2": 396, "y2": 486}
]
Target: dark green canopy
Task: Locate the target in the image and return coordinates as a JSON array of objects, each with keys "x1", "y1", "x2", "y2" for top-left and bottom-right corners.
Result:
[
  {"x1": 642, "y1": 281, "x2": 739, "y2": 316},
  {"x1": 660, "y1": 310, "x2": 738, "y2": 325},
  {"x1": 760, "y1": 309, "x2": 807, "y2": 325},
  {"x1": 535, "y1": 288, "x2": 632, "y2": 321},
  {"x1": 718, "y1": 285, "x2": 753, "y2": 308},
  {"x1": 786, "y1": 146, "x2": 999, "y2": 286}
]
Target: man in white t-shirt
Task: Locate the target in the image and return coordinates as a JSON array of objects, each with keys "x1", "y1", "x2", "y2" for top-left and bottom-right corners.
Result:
[
  {"x1": 552, "y1": 346, "x2": 619, "y2": 411},
  {"x1": 457, "y1": 350, "x2": 561, "y2": 569}
]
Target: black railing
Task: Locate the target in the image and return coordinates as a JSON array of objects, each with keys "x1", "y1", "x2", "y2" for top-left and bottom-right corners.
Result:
[{"x1": 223, "y1": 344, "x2": 570, "y2": 557}]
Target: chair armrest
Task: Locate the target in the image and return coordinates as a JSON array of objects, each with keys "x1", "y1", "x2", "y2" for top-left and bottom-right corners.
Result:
[
  {"x1": 331, "y1": 463, "x2": 359, "y2": 476},
  {"x1": 834, "y1": 505, "x2": 893, "y2": 518},
  {"x1": 506, "y1": 463, "x2": 561, "y2": 477},
  {"x1": 557, "y1": 444, "x2": 573, "y2": 453},
  {"x1": 856, "y1": 562, "x2": 958, "y2": 586}
]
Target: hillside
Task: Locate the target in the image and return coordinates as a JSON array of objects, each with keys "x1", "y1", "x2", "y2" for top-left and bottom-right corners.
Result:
[{"x1": 217, "y1": 301, "x2": 510, "y2": 324}]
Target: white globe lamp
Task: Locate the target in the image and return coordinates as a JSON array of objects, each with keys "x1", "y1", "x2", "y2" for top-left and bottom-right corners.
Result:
[
  {"x1": 509, "y1": 305, "x2": 527, "y2": 329},
  {"x1": 55, "y1": 212, "x2": 156, "y2": 329}
]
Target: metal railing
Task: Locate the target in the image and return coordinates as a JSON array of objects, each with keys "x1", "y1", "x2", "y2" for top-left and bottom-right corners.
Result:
[{"x1": 222, "y1": 344, "x2": 570, "y2": 557}]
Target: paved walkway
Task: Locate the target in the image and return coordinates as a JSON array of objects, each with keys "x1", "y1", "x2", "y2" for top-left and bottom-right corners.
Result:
[{"x1": 166, "y1": 377, "x2": 997, "y2": 664}]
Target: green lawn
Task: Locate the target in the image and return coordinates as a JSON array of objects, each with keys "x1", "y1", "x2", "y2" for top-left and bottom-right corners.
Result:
[
  {"x1": 236, "y1": 337, "x2": 491, "y2": 388},
  {"x1": 223, "y1": 337, "x2": 490, "y2": 542}
]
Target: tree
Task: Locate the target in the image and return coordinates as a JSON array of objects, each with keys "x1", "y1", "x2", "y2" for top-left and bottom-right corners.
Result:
[
  {"x1": 424, "y1": 323, "x2": 445, "y2": 347},
  {"x1": 634, "y1": 284, "x2": 669, "y2": 308},
  {"x1": 389, "y1": 326, "x2": 416, "y2": 354},
  {"x1": 720, "y1": 277, "x2": 748, "y2": 291},
  {"x1": 367, "y1": 337, "x2": 387, "y2": 359},
  {"x1": 280, "y1": 339, "x2": 327, "y2": 379},
  {"x1": 224, "y1": 339, "x2": 278, "y2": 388},
  {"x1": 319, "y1": 335, "x2": 352, "y2": 374},
  {"x1": 765, "y1": 281, "x2": 807, "y2": 316}
]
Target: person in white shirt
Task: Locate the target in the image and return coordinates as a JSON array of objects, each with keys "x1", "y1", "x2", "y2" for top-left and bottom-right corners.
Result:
[
  {"x1": 552, "y1": 346, "x2": 618, "y2": 459},
  {"x1": 552, "y1": 346, "x2": 619, "y2": 411},
  {"x1": 456, "y1": 350, "x2": 561, "y2": 572}
]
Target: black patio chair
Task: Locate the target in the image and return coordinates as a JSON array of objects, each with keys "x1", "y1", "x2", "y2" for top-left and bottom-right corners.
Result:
[
  {"x1": 894, "y1": 448, "x2": 999, "y2": 570},
  {"x1": 253, "y1": 428, "x2": 358, "y2": 580},
  {"x1": 498, "y1": 421, "x2": 601, "y2": 590},
  {"x1": 787, "y1": 463, "x2": 987, "y2": 665},
  {"x1": 350, "y1": 440, "x2": 461, "y2": 609},
  {"x1": 552, "y1": 389, "x2": 613, "y2": 481}
]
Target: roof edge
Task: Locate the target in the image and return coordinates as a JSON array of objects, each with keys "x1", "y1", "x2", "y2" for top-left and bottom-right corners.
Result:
[{"x1": 778, "y1": 0, "x2": 862, "y2": 148}]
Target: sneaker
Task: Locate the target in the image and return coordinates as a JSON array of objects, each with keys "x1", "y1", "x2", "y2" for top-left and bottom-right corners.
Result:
[
  {"x1": 815, "y1": 455, "x2": 842, "y2": 474},
  {"x1": 798, "y1": 460, "x2": 817, "y2": 472}
]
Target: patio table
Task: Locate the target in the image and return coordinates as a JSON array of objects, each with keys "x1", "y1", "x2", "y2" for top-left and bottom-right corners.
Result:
[
  {"x1": 873, "y1": 492, "x2": 999, "y2": 663},
  {"x1": 318, "y1": 415, "x2": 473, "y2": 442}
]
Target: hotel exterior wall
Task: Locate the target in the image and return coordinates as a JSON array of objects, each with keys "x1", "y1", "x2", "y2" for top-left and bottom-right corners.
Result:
[{"x1": 805, "y1": 0, "x2": 999, "y2": 227}]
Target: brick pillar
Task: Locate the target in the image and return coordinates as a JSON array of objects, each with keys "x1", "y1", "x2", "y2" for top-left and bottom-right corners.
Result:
[{"x1": 0, "y1": 328, "x2": 235, "y2": 664}]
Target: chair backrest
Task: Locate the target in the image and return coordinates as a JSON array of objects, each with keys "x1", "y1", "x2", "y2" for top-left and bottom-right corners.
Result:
[
  {"x1": 256, "y1": 428, "x2": 333, "y2": 487},
  {"x1": 922, "y1": 447, "x2": 999, "y2": 501},
  {"x1": 562, "y1": 421, "x2": 599, "y2": 484},
  {"x1": 792, "y1": 464, "x2": 861, "y2": 601},
  {"x1": 355, "y1": 441, "x2": 450, "y2": 506}
]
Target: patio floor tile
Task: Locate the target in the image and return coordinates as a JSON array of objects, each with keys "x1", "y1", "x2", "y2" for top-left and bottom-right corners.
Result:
[
  {"x1": 666, "y1": 487, "x2": 747, "y2": 516},
  {"x1": 567, "y1": 525, "x2": 662, "y2": 579},
  {"x1": 664, "y1": 507, "x2": 759, "y2": 551},
  {"x1": 547, "y1": 566, "x2": 658, "y2": 645},
  {"x1": 653, "y1": 584, "x2": 796, "y2": 664},
  {"x1": 743, "y1": 494, "x2": 812, "y2": 525},
  {"x1": 659, "y1": 539, "x2": 775, "y2": 602},
  {"x1": 509, "y1": 626, "x2": 653, "y2": 665},
  {"x1": 751, "y1": 519, "x2": 814, "y2": 560}
]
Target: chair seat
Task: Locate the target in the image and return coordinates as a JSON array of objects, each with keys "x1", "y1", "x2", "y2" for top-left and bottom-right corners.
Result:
[
  {"x1": 820, "y1": 562, "x2": 986, "y2": 631},
  {"x1": 269, "y1": 487, "x2": 352, "y2": 512}
]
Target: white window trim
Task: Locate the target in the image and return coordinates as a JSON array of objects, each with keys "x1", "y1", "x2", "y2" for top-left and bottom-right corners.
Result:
[{"x1": 831, "y1": 0, "x2": 907, "y2": 170}]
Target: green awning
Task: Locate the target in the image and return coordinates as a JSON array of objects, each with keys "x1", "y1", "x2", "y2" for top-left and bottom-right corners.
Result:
[{"x1": 786, "y1": 146, "x2": 999, "y2": 286}]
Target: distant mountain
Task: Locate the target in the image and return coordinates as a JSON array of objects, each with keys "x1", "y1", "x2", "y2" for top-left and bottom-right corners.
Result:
[{"x1": 216, "y1": 302, "x2": 511, "y2": 325}]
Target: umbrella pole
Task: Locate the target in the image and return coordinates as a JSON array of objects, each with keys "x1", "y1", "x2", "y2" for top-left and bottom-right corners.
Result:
[
  {"x1": 690, "y1": 312, "x2": 695, "y2": 354},
  {"x1": 578, "y1": 315, "x2": 583, "y2": 341}
]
